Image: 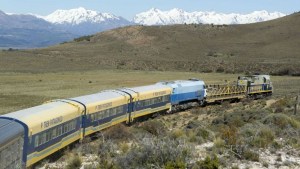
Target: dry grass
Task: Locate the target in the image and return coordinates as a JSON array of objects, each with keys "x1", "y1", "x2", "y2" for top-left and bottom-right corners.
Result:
[{"x1": 0, "y1": 70, "x2": 299, "y2": 115}]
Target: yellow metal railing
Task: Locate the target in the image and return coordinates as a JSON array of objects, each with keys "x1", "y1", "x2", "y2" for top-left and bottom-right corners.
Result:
[{"x1": 206, "y1": 84, "x2": 247, "y2": 99}]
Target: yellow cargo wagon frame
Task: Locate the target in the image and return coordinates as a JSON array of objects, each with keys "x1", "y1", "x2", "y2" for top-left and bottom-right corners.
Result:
[{"x1": 206, "y1": 84, "x2": 247, "y2": 103}]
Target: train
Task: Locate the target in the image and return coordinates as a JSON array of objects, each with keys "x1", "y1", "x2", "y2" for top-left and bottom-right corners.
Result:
[{"x1": 0, "y1": 74, "x2": 273, "y2": 168}]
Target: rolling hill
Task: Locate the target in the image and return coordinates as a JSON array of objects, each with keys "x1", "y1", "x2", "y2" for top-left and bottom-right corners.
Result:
[{"x1": 0, "y1": 12, "x2": 299, "y2": 75}]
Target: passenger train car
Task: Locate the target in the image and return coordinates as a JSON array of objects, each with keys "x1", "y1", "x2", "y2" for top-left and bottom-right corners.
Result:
[{"x1": 0, "y1": 75, "x2": 272, "y2": 168}]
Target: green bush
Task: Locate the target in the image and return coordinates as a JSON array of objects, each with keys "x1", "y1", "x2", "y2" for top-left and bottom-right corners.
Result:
[
  {"x1": 103, "y1": 124, "x2": 133, "y2": 140},
  {"x1": 74, "y1": 35, "x2": 93, "y2": 42},
  {"x1": 164, "y1": 159, "x2": 186, "y2": 169},
  {"x1": 194, "y1": 155, "x2": 219, "y2": 169},
  {"x1": 251, "y1": 127, "x2": 274, "y2": 148},
  {"x1": 170, "y1": 129, "x2": 185, "y2": 139},
  {"x1": 242, "y1": 149, "x2": 259, "y2": 162},
  {"x1": 263, "y1": 113, "x2": 300, "y2": 129},
  {"x1": 197, "y1": 128, "x2": 210, "y2": 140},
  {"x1": 140, "y1": 120, "x2": 167, "y2": 136},
  {"x1": 116, "y1": 137, "x2": 191, "y2": 168},
  {"x1": 220, "y1": 126, "x2": 238, "y2": 145},
  {"x1": 213, "y1": 137, "x2": 225, "y2": 148}
]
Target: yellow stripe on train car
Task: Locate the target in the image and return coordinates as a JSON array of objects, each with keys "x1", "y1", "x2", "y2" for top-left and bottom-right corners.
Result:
[{"x1": 132, "y1": 104, "x2": 171, "y2": 119}]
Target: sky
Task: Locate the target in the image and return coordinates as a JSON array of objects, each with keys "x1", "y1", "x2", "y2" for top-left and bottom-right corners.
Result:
[{"x1": 0, "y1": 0, "x2": 299, "y2": 19}]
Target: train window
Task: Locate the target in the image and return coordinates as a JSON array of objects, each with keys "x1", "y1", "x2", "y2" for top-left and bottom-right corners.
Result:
[
  {"x1": 46, "y1": 131, "x2": 51, "y2": 142},
  {"x1": 52, "y1": 128, "x2": 57, "y2": 139},
  {"x1": 69, "y1": 121, "x2": 73, "y2": 131},
  {"x1": 34, "y1": 120, "x2": 78, "y2": 148},
  {"x1": 152, "y1": 98, "x2": 157, "y2": 104},
  {"x1": 58, "y1": 126, "x2": 62, "y2": 136},
  {"x1": 151, "y1": 99, "x2": 155, "y2": 105},
  {"x1": 63, "y1": 124, "x2": 68, "y2": 134},
  {"x1": 138, "y1": 101, "x2": 143, "y2": 107},
  {"x1": 71, "y1": 121, "x2": 75, "y2": 130},
  {"x1": 98, "y1": 111, "x2": 102, "y2": 120},
  {"x1": 35, "y1": 135, "x2": 39, "y2": 147},
  {"x1": 95, "y1": 113, "x2": 99, "y2": 121},
  {"x1": 42, "y1": 133, "x2": 46, "y2": 145},
  {"x1": 73, "y1": 121, "x2": 76, "y2": 130},
  {"x1": 117, "y1": 106, "x2": 123, "y2": 114},
  {"x1": 163, "y1": 95, "x2": 169, "y2": 102},
  {"x1": 113, "y1": 108, "x2": 117, "y2": 116},
  {"x1": 105, "y1": 110, "x2": 110, "y2": 118}
]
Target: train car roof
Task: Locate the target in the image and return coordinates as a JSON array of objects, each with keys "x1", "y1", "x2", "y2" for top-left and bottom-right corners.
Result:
[
  {"x1": 157, "y1": 79, "x2": 205, "y2": 88},
  {"x1": 1, "y1": 101, "x2": 81, "y2": 135},
  {"x1": 120, "y1": 84, "x2": 172, "y2": 94},
  {"x1": 71, "y1": 90, "x2": 128, "y2": 104},
  {"x1": 0, "y1": 119, "x2": 24, "y2": 147}
]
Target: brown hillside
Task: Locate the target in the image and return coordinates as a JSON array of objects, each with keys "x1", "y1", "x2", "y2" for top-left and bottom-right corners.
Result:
[{"x1": 0, "y1": 13, "x2": 299, "y2": 74}]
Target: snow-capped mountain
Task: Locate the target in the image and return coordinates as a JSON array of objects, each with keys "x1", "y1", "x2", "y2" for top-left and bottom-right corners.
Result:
[
  {"x1": 42, "y1": 7, "x2": 132, "y2": 35},
  {"x1": 44, "y1": 7, "x2": 122, "y2": 25},
  {"x1": 133, "y1": 8, "x2": 286, "y2": 25},
  {"x1": 0, "y1": 10, "x2": 74, "y2": 48}
]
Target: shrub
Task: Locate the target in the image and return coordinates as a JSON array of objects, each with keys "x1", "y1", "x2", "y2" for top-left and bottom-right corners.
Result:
[
  {"x1": 116, "y1": 137, "x2": 192, "y2": 168},
  {"x1": 97, "y1": 138, "x2": 118, "y2": 160},
  {"x1": 103, "y1": 124, "x2": 132, "y2": 140},
  {"x1": 170, "y1": 129, "x2": 185, "y2": 139},
  {"x1": 263, "y1": 113, "x2": 300, "y2": 129},
  {"x1": 197, "y1": 128, "x2": 210, "y2": 140},
  {"x1": 242, "y1": 149, "x2": 259, "y2": 162},
  {"x1": 186, "y1": 120, "x2": 202, "y2": 129},
  {"x1": 65, "y1": 154, "x2": 82, "y2": 169},
  {"x1": 271, "y1": 98, "x2": 293, "y2": 111},
  {"x1": 271, "y1": 68, "x2": 291, "y2": 76},
  {"x1": 194, "y1": 155, "x2": 219, "y2": 169},
  {"x1": 187, "y1": 130, "x2": 198, "y2": 142},
  {"x1": 140, "y1": 120, "x2": 167, "y2": 136},
  {"x1": 251, "y1": 127, "x2": 274, "y2": 148},
  {"x1": 74, "y1": 35, "x2": 93, "y2": 42},
  {"x1": 216, "y1": 67, "x2": 225, "y2": 73},
  {"x1": 119, "y1": 142, "x2": 130, "y2": 154},
  {"x1": 164, "y1": 159, "x2": 186, "y2": 169},
  {"x1": 220, "y1": 126, "x2": 237, "y2": 145}
]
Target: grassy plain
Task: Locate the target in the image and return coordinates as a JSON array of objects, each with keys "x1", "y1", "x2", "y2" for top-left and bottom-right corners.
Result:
[{"x1": 0, "y1": 70, "x2": 299, "y2": 115}]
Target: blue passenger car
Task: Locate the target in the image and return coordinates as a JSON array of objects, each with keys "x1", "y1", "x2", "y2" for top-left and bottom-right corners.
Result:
[{"x1": 158, "y1": 79, "x2": 206, "y2": 106}]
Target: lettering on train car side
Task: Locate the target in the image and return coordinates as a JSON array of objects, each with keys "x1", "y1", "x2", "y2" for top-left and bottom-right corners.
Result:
[
  {"x1": 153, "y1": 91, "x2": 167, "y2": 96},
  {"x1": 96, "y1": 102, "x2": 112, "y2": 110},
  {"x1": 41, "y1": 116, "x2": 63, "y2": 128}
]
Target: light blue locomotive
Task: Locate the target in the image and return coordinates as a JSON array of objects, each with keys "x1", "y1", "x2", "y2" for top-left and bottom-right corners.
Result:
[{"x1": 157, "y1": 78, "x2": 206, "y2": 112}]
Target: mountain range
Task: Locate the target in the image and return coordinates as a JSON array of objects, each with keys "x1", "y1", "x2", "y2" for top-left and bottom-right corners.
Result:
[
  {"x1": 133, "y1": 8, "x2": 286, "y2": 25},
  {"x1": 0, "y1": 7, "x2": 287, "y2": 48}
]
